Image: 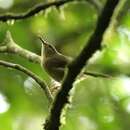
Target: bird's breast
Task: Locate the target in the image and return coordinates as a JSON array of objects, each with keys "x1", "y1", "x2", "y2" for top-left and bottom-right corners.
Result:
[{"x1": 41, "y1": 57, "x2": 65, "y2": 82}]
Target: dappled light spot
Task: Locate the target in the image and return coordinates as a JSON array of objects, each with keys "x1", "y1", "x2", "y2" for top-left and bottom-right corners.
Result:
[
  {"x1": 79, "y1": 116, "x2": 97, "y2": 130},
  {"x1": 103, "y1": 115, "x2": 114, "y2": 123},
  {"x1": 6, "y1": 20, "x2": 15, "y2": 26},
  {"x1": 0, "y1": 93, "x2": 10, "y2": 113},
  {"x1": 23, "y1": 77, "x2": 36, "y2": 95},
  {"x1": 126, "y1": 102, "x2": 130, "y2": 113},
  {"x1": 117, "y1": 51, "x2": 129, "y2": 64},
  {"x1": 122, "y1": 77, "x2": 130, "y2": 94},
  {"x1": 111, "y1": 76, "x2": 130, "y2": 100},
  {"x1": 118, "y1": 26, "x2": 130, "y2": 41},
  {"x1": 0, "y1": 0, "x2": 14, "y2": 9},
  {"x1": 12, "y1": 116, "x2": 43, "y2": 130}
]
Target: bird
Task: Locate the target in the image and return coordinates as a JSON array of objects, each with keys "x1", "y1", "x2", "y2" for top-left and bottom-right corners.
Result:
[
  {"x1": 39, "y1": 37, "x2": 72, "y2": 82},
  {"x1": 38, "y1": 37, "x2": 110, "y2": 82}
]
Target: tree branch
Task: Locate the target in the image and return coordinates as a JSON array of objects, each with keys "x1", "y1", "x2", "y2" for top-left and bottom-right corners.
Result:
[
  {"x1": 84, "y1": 71, "x2": 111, "y2": 78},
  {"x1": 44, "y1": 0, "x2": 120, "y2": 130},
  {"x1": 0, "y1": 31, "x2": 113, "y2": 79},
  {"x1": 0, "y1": 31, "x2": 41, "y2": 64},
  {"x1": 0, "y1": 0, "x2": 102, "y2": 22},
  {"x1": 0, "y1": 0, "x2": 74, "y2": 22},
  {"x1": 0, "y1": 60, "x2": 53, "y2": 103}
]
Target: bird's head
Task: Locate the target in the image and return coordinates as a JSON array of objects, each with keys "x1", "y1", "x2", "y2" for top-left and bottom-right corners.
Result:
[{"x1": 38, "y1": 36, "x2": 57, "y2": 57}]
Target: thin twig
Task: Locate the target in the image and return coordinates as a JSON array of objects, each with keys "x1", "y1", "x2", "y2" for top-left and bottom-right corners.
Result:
[
  {"x1": 44, "y1": 0, "x2": 119, "y2": 130},
  {"x1": 84, "y1": 71, "x2": 111, "y2": 78},
  {"x1": 0, "y1": 60, "x2": 53, "y2": 103}
]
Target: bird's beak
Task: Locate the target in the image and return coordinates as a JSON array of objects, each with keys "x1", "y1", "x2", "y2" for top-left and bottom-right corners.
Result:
[{"x1": 38, "y1": 36, "x2": 48, "y2": 46}]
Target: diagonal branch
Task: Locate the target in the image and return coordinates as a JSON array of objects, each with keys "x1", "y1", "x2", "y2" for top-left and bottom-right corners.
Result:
[
  {"x1": 0, "y1": 0, "x2": 74, "y2": 22},
  {"x1": 0, "y1": 31, "x2": 41, "y2": 64},
  {"x1": 0, "y1": 60, "x2": 53, "y2": 103},
  {"x1": 0, "y1": 0, "x2": 102, "y2": 22},
  {"x1": 44, "y1": 0, "x2": 120, "y2": 130}
]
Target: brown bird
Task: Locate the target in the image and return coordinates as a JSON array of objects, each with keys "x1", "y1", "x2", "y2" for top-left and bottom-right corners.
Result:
[
  {"x1": 39, "y1": 37, "x2": 71, "y2": 82},
  {"x1": 39, "y1": 37, "x2": 110, "y2": 82}
]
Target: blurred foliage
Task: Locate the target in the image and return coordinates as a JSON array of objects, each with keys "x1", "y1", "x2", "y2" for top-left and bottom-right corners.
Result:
[{"x1": 0, "y1": 0, "x2": 130, "y2": 130}]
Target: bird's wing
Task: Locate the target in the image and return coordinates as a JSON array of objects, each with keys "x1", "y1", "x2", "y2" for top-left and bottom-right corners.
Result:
[
  {"x1": 44, "y1": 54, "x2": 72, "y2": 81},
  {"x1": 46, "y1": 54, "x2": 71, "y2": 68}
]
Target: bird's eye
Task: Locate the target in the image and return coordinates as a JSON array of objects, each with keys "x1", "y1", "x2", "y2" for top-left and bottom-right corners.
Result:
[{"x1": 48, "y1": 45, "x2": 52, "y2": 49}]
